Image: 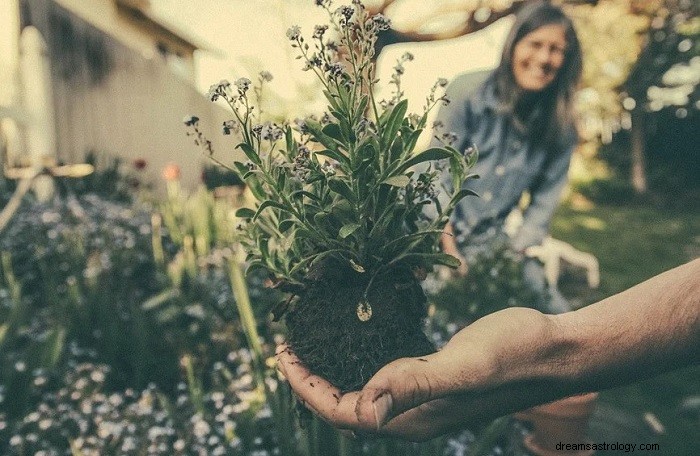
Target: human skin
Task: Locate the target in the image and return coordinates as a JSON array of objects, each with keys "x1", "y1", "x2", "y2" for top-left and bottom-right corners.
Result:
[
  {"x1": 440, "y1": 23, "x2": 568, "y2": 274},
  {"x1": 276, "y1": 259, "x2": 700, "y2": 441},
  {"x1": 511, "y1": 24, "x2": 567, "y2": 91}
]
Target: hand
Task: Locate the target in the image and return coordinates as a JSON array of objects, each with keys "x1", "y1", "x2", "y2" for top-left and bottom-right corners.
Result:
[
  {"x1": 453, "y1": 256, "x2": 469, "y2": 277},
  {"x1": 441, "y1": 223, "x2": 468, "y2": 277},
  {"x1": 276, "y1": 307, "x2": 560, "y2": 441}
]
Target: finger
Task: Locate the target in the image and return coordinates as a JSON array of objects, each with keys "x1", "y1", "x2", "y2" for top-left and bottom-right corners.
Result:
[
  {"x1": 276, "y1": 345, "x2": 369, "y2": 430},
  {"x1": 354, "y1": 355, "x2": 448, "y2": 429},
  {"x1": 356, "y1": 341, "x2": 493, "y2": 430},
  {"x1": 275, "y1": 343, "x2": 290, "y2": 376}
]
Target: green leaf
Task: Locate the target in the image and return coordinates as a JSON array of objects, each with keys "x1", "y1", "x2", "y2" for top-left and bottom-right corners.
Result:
[
  {"x1": 142, "y1": 289, "x2": 181, "y2": 311},
  {"x1": 235, "y1": 207, "x2": 256, "y2": 219},
  {"x1": 285, "y1": 127, "x2": 296, "y2": 156},
  {"x1": 349, "y1": 259, "x2": 365, "y2": 273},
  {"x1": 236, "y1": 142, "x2": 262, "y2": 166},
  {"x1": 233, "y1": 161, "x2": 248, "y2": 178},
  {"x1": 290, "y1": 190, "x2": 321, "y2": 202},
  {"x1": 328, "y1": 178, "x2": 356, "y2": 202},
  {"x1": 316, "y1": 149, "x2": 350, "y2": 168},
  {"x1": 279, "y1": 219, "x2": 295, "y2": 232},
  {"x1": 245, "y1": 260, "x2": 267, "y2": 275},
  {"x1": 380, "y1": 230, "x2": 444, "y2": 255},
  {"x1": 323, "y1": 90, "x2": 342, "y2": 112},
  {"x1": 247, "y1": 178, "x2": 266, "y2": 201},
  {"x1": 305, "y1": 120, "x2": 339, "y2": 152},
  {"x1": 394, "y1": 252, "x2": 463, "y2": 268},
  {"x1": 404, "y1": 128, "x2": 423, "y2": 154},
  {"x1": 323, "y1": 123, "x2": 343, "y2": 142},
  {"x1": 339, "y1": 223, "x2": 361, "y2": 239},
  {"x1": 382, "y1": 175, "x2": 410, "y2": 187},
  {"x1": 395, "y1": 147, "x2": 452, "y2": 175},
  {"x1": 313, "y1": 211, "x2": 330, "y2": 225},
  {"x1": 354, "y1": 96, "x2": 369, "y2": 123},
  {"x1": 382, "y1": 99, "x2": 408, "y2": 146},
  {"x1": 389, "y1": 135, "x2": 404, "y2": 164},
  {"x1": 253, "y1": 200, "x2": 290, "y2": 221}
]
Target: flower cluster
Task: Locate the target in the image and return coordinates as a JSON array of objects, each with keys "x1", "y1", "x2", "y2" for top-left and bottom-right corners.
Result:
[
  {"x1": 0, "y1": 352, "x2": 283, "y2": 455},
  {"x1": 191, "y1": 0, "x2": 476, "y2": 292}
]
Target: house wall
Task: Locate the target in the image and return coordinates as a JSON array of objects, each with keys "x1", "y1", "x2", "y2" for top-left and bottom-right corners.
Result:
[
  {"x1": 17, "y1": 0, "x2": 235, "y2": 190},
  {"x1": 53, "y1": 0, "x2": 196, "y2": 81}
]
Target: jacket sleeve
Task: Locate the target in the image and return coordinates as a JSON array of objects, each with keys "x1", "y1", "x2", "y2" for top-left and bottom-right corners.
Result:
[
  {"x1": 426, "y1": 73, "x2": 485, "y2": 218},
  {"x1": 511, "y1": 142, "x2": 574, "y2": 251}
]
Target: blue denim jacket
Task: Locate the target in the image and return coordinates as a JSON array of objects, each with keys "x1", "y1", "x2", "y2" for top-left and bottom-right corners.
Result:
[{"x1": 431, "y1": 70, "x2": 576, "y2": 253}]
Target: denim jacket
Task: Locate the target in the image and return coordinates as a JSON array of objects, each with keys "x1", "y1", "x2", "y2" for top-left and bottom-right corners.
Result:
[{"x1": 431, "y1": 70, "x2": 576, "y2": 252}]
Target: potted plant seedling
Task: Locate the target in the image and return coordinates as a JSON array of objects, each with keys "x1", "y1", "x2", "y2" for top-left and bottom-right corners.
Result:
[{"x1": 186, "y1": 0, "x2": 477, "y2": 392}]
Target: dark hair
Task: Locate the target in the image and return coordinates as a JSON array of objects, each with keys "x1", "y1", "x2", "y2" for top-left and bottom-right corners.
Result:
[{"x1": 493, "y1": 1, "x2": 582, "y2": 149}]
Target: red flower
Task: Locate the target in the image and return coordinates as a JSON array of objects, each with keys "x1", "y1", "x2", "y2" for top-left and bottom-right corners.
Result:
[
  {"x1": 162, "y1": 163, "x2": 181, "y2": 181},
  {"x1": 133, "y1": 158, "x2": 147, "y2": 170}
]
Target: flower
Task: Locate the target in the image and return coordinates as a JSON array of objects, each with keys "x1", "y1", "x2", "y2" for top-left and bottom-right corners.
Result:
[
  {"x1": 286, "y1": 25, "x2": 301, "y2": 41},
  {"x1": 313, "y1": 25, "x2": 328, "y2": 39},
  {"x1": 182, "y1": 115, "x2": 199, "y2": 126},
  {"x1": 222, "y1": 120, "x2": 236, "y2": 135},
  {"x1": 132, "y1": 158, "x2": 147, "y2": 170},
  {"x1": 251, "y1": 124, "x2": 264, "y2": 138},
  {"x1": 325, "y1": 62, "x2": 344, "y2": 78},
  {"x1": 259, "y1": 71, "x2": 273, "y2": 82},
  {"x1": 260, "y1": 123, "x2": 284, "y2": 142},
  {"x1": 337, "y1": 6, "x2": 354, "y2": 23},
  {"x1": 162, "y1": 163, "x2": 181, "y2": 182},
  {"x1": 371, "y1": 13, "x2": 391, "y2": 31},
  {"x1": 234, "y1": 77, "x2": 251, "y2": 94},
  {"x1": 205, "y1": 80, "x2": 231, "y2": 102}
]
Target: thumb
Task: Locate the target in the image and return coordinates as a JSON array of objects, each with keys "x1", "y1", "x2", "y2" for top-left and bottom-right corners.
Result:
[{"x1": 354, "y1": 355, "x2": 447, "y2": 430}]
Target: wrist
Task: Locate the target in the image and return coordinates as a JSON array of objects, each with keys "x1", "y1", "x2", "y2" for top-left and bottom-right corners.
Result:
[{"x1": 488, "y1": 310, "x2": 583, "y2": 395}]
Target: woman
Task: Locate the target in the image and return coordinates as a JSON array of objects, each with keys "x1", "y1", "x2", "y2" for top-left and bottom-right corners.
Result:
[{"x1": 435, "y1": 1, "x2": 583, "y2": 314}]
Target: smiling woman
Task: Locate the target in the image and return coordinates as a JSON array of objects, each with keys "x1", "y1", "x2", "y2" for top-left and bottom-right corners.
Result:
[{"x1": 435, "y1": 0, "x2": 583, "y2": 316}]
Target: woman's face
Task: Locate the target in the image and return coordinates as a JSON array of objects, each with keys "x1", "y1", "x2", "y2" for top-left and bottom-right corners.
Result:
[{"x1": 512, "y1": 24, "x2": 567, "y2": 92}]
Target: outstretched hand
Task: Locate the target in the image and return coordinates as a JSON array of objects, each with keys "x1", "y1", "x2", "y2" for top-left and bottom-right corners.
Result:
[
  {"x1": 276, "y1": 307, "x2": 561, "y2": 441},
  {"x1": 276, "y1": 259, "x2": 700, "y2": 441}
]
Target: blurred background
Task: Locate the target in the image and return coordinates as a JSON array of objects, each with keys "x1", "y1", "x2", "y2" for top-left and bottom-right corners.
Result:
[{"x1": 0, "y1": 0, "x2": 698, "y2": 454}]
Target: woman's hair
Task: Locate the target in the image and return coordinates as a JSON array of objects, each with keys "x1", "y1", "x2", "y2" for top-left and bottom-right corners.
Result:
[{"x1": 493, "y1": 1, "x2": 583, "y2": 149}]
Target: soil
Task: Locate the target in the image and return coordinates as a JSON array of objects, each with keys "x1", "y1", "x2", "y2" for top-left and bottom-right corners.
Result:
[{"x1": 284, "y1": 259, "x2": 435, "y2": 392}]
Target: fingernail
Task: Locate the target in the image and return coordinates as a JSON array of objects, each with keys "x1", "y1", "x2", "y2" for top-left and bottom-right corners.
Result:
[{"x1": 372, "y1": 393, "x2": 393, "y2": 429}]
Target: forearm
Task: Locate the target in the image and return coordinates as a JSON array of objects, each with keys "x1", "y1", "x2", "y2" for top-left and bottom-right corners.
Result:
[
  {"x1": 490, "y1": 259, "x2": 700, "y2": 397},
  {"x1": 551, "y1": 258, "x2": 700, "y2": 390}
]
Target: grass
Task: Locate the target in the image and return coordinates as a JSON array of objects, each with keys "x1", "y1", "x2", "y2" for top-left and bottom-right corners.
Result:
[{"x1": 550, "y1": 194, "x2": 700, "y2": 455}]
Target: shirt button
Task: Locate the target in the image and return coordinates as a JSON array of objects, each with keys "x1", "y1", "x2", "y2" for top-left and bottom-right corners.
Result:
[
  {"x1": 495, "y1": 165, "x2": 505, "y2": 176},
  {"x1": 483, "y1": 191, "x2": 493, "y2": 202}
]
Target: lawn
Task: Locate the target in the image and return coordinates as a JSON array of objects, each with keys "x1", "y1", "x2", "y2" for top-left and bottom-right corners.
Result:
[{"x1": 551, "y1": 196, "x2": 700, "y2": 455}]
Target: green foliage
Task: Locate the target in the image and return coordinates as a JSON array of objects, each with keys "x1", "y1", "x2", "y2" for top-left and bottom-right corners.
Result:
[
  {"x1": 0, "y1": 189, "x2": 277, "y2": 419},
  {"x1": 428, "y1": 243, "x2": 543, "y2": 324},
  {"x1": 190, "y1": 1, "x2": 475, "y2": 287},
  {"x1": 202, "y1": 163, "x2": 245, "y2": 190},
  {"x1": 59, "y1": 150, "x2": 148, "y2": 202}
]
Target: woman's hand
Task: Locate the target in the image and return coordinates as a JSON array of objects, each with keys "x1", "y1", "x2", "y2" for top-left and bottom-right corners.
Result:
[{"x1": 441, "y1": 222, "x2": 469, "y2": 276}]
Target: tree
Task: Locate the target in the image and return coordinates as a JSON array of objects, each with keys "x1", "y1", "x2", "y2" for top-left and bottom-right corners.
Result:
[{"x1": 623, "y1": 0, "x2": 699, "y2": 193}]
